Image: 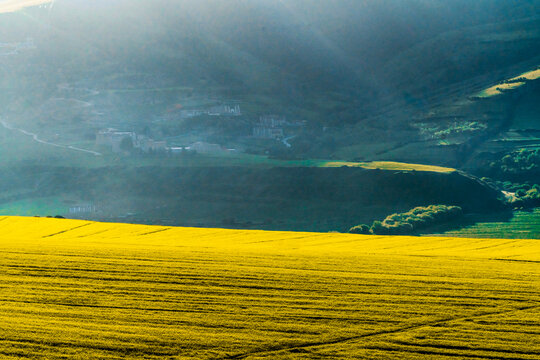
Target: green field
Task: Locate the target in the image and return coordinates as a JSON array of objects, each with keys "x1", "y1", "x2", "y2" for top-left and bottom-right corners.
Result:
[
  {"x1": 433, "y1": 208, "x2": 540, "y2": 239},
  {"x1": 0, "y1": 197, "x2": 68, "y2": 217},
  {"x1": 0, "y1": 216, "x2": 538, "y2": 359},
  {"x1": 0, "y1": 123, "x2": 461, "y2": 173},
  {"x1": 511, "y1": 88, "x2": 540, "y2": 131},
  {"x1": 0, "y1": 126, "x2": 106, "y2": 168}
]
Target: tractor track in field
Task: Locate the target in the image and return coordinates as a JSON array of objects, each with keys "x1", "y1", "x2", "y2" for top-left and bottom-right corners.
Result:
[
  {"x1": 359, "y1": 345, "x2": 538, "y2": 360},
  {"x1": 41, "y1": 223, "x2": 93, "y2": 238},
  {"x1": 219, "y1": 304, "x2": 540, "y2": 360}
]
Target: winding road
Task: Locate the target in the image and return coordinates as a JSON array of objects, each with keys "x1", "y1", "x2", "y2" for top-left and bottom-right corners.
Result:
[
  {"x1": 0, "y1": 119, "x2": 102, "y2": 156},
  {"x1": 282, "y1": 135, "x2": 296, "y2": 148}
]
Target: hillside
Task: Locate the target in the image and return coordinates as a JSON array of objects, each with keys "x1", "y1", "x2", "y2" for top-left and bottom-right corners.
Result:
[
  {"x1": 0, "y1": 0, "x2": 539, "y2": 165},
  {"x1": 0, "y1": 1, "x2": 538, "y2": 238},
  {"x1": 0, "y1": 165, "x2": 505, "y2": 232},
  {"x1": 0, "y1": 216, "x2": 538, "y2": 359}
]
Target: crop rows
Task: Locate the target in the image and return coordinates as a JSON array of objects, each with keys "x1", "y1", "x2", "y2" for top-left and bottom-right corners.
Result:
[{"x1": 0, "y1": 216, "x2": 538, "y2": 359}]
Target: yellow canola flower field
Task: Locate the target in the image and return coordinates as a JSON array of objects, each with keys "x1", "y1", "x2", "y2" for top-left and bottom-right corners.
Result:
[
  {"x1": 321, "y1": 161, "x2": 456, "y2": 173},
  {"x1": 0, "y1": 216, "x2": 539, "y2": 359},
  {"x1": 477, "y1": 82, "x2": 526, "y2": 98},
  {"x1": 475, "y1": 68, "x2": 540, "y2": 98},
  {"x1": 510, "y1": 68, "x2": 540, "y2": 82}
]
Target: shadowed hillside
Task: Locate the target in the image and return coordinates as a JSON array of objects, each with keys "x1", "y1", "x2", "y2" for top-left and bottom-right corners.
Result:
[
  {"x1": 0, "y1": 166, "x2": 505, "y2": 232},
  {"x1": 1, "y1": 1, "x2": 540, "y2": 122},
  {"x1": 0, "y1": 0, "x2": 538, "y2": 235}
]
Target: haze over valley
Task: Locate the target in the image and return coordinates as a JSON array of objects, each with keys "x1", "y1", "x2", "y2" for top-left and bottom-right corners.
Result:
[
  {"x1": 0, "y1": 0, "x2": 539, "y2": 236},
  {"x1": 1, "y1": 2, "x2": 540, "y2": 359}
]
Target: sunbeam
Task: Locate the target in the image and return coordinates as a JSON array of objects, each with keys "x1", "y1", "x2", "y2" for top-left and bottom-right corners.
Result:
[{"x1": 0, "y1": 0, "x2": 52, "y2": 14}]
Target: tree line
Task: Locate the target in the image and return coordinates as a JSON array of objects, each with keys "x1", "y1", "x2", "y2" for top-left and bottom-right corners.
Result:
[{"x1": 350, "y1": 205, "x2": 463, "y2": 235}]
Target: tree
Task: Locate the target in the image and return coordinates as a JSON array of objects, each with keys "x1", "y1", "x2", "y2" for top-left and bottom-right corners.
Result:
[
  {"x1": 349, "y1": 224, "x2": 370, "y2": 234},
  {"x1": 120, "y1": 136, "x2": 134, "y2": 152},
  {"x1": 370, "y1": 221, "x2": 385, "y2": 234}
]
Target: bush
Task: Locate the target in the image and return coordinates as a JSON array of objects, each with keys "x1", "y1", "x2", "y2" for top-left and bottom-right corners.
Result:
[
  {"x1": 499, "y1": 181, "x2": 540, "y2": 208},
  {"x1": 516, "y1": 189, "x2": 527, "y2": 197},
  {"x1": 349, "y1": 224, "x2": 370, "y2": 234},
  {"x1": 512, "y1": 187, "x2": 540, "y2": 207},
  {"x1": 370, "y1": 221, "x2": 385, "y2": 234},
  {"x1": 350, "y1": 205, "x2": 463, "y2": 235},
  {"x1": 491, "y1": 149, "x2": 540, "y2": 174}
]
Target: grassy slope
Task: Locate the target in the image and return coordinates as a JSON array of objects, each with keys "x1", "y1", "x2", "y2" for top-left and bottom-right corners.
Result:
[
  {"x1": 0, "y1": 216, "x2": 538, "y2": 359},
  {"x1": 0, "y1": 197, "x2": 68, "y2": 216},
  {"x1": 0, "y1": 125, "x2": 457, "y2": 170},
  {"x1": 433, "y1": 208, "x2": 540, "y2": 239},
  {"x1": 511, "y1": 84, "x2": 540, "y2": 132}
]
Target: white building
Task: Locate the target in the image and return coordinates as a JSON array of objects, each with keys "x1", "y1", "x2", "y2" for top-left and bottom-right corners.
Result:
[
  {"x1": 96, "y1": 128, "x2": 135, "y2": 153},
  {"x1": 208, "y1": 104, "x2": 241, "y2": 116},
  {"x1": 69, "y1": 204, "x2": 96, "y2": 215},
  {"x1": 96, "y1": 129, "x2": 166, "y2": 153},
  {"x1": 252, "y1": 115, "x2": 287, "y2": 139},
  {"x1": 259, "y1": 115, "x2": 287, "y2": 127},
  {"x1": 187, "y1": 141, "x2": 227, "y2": 154},
  {"x1": 133, "y1": 135, "x2": 167, "y2": 153},
  {"x1": 179, "y1": 109, "x2": 206, "y2": 119},
  {"x1": 252, "y1": 126, "x2": 284, "y2": 139}
]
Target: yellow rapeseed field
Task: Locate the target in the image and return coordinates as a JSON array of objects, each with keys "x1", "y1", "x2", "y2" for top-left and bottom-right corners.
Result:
[
  {"x1": 475, "y1": 68, "x2": 540, "y2": 98},
  {"x1": 0, "y1": 216, "x2": 539, "y2": 359},
  {"x1": 477, "y1": 82, "x2": 526, "y2": 98},
  {"x1": 510, "y1": 68, "x2": 540, "y2": 82},
  {"x1": 321, "y1": 161, "x2": 456, "y2": 173}
]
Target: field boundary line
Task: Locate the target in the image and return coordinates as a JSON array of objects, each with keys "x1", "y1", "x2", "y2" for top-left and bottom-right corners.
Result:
[{"x1": 360, "y1": 344, "x2": 536, "y2": 360}]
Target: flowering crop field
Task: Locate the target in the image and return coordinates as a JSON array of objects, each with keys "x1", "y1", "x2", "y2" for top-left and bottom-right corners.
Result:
[{"x1": 0, "y1": 216, "x2": 539, "y2": 359}]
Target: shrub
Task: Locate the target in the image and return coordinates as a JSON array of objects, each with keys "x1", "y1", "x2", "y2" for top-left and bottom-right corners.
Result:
[
  {"x1": 506, "y1": 183, "x2": 540, "y2": 207},
  {"x1": 349, "y1": 224, "x2": 370, "y2": 234},
  {"x1": 492, "y1": 149, "x2": 540, "y2": 174},
  {"x1": 370, "y1": 221, "x2": 385, "y2": 234},
  {"x1": 354, "y1": 205, "x2": 463, "y2": 235}
]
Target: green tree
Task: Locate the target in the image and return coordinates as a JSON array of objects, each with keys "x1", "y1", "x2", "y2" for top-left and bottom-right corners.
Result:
[
  {"x1": 349, "y1": 224, "x2": 370, "y2": 234},
  {"x1": 120, "y1": 136, "x2": 134, "y2": 152}
]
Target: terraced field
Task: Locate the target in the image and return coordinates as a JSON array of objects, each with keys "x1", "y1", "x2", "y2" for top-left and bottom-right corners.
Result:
[{"x1": 0, "y1": 216, "x2": 539, "y2": 359}]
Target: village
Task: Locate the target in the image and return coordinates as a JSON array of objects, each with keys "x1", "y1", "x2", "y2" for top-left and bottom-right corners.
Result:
[{"x1": 96, "y1": 103, "x2": 306, "y2": 156}]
